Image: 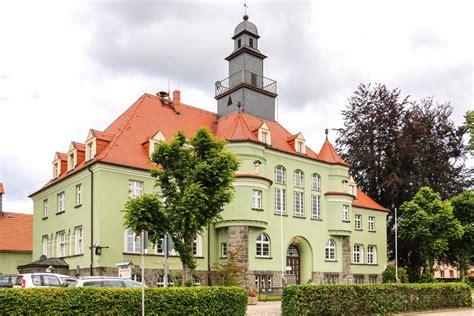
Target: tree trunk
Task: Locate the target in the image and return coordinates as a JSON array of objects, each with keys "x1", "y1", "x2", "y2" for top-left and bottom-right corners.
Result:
[{"x1": 181, "y1": 235, "x2": 195, "y2": 286}]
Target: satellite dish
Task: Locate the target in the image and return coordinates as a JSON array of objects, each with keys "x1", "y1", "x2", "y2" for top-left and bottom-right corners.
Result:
[
  {"x1": 215, "y1": 81, "x2": 222, "y2": 88},
  {"x1": 39, "y1": 255, "x2": 47, "y2": 261}
]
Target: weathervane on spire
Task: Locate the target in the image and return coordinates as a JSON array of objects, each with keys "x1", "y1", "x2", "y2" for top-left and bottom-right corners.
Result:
[
  {"x1": 325, "y1": 128, "x2": 329, "y2": 141},
  {"x1": 243, "y1": 0, "x2": 249, "y2": 20}
]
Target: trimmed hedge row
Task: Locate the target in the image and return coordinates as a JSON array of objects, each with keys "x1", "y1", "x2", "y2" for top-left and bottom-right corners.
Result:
[
  {"x1": 282, "y1": 283, "x2": 472, "y2": 315},
  {"x1": 0, "y1": 286, "x2": 247, "y2": 315}
]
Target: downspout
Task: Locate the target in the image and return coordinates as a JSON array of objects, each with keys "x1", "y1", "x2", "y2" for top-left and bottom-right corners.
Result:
[
  {"x1": 88, "y1": 165, "x2": 94, "y2": 276},
  {"x1": 207, "y1": 223, "x2": 211, "y2": 286}
]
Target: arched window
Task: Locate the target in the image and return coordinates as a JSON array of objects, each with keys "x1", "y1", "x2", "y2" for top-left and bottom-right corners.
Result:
[
  {"x1": 367, "y1": 245, "x2": 377, "y2": 264},
  {"x1": 311, "y1": 173, "x2": 321, "y2": 191},
  {"x1": 325, "y1": 239, "x2": 336, "y2": 261},
  {"x1": 275, "y1": 165, "x2": 286, "y2": 184},
  {"x1": 293, "y1": 169, "x2": 304, "y2": 188},
  {"x1": 256, "y1": 233, "x2": 270, "y2": 257}
]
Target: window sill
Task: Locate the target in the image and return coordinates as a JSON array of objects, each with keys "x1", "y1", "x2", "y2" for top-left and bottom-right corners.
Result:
[
  {"x1": 274, "y1": 213, "x2": 288, "y2": 217},
  {"x1": 56, "y1": 211, "x2": 65, "y2": 215},
  {"x1": 293, "y1": 186, "x2": 304, "y2": 189},
  {"x1": 252, "y1": 208, "x2": 264, "y2": 212},
  {"x1": 342, "y1": 220, "x2": 351, "y2": 223},
  {"x1": 351, "y1": 263, "x2": 379, "y2": 266},
  {"x1": 74, "y1": 204, "x2": 82, "y2": 209},
  {"x1": 255, "y1": 256, "x2": 272, "y2": 259},
  {"x1": 219, "y1": 256, "x2": 228, "y2": 259},
  {"x1": 310, "y1": 217, "x2": 322, "y2": 221},
  {"x1": 325, "y1": 260, "x2": 338, "y2": 262},
  {"x1": 354, "y1": 228, "x2": 363, "y2": 231},
  {"x1": 42, "y1": 217, "x2": 48, "y2": 220},
  {"x1": 369, "y1": 230, "x2": 376, "y2": 233},
  {"x1": 292, "y1": 215, "x2": 306, "y2": 219},
  {"x1": 311, "y1": 189, "x2": 321, "y2": 192}
]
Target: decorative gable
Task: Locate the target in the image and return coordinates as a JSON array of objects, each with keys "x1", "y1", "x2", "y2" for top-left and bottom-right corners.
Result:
[
  {"x1": 85, "y1": 129, "x2": 96, "y2": 161},
  {"x1": 257, "y1": 122, "x2": 271, "y2": 145}
]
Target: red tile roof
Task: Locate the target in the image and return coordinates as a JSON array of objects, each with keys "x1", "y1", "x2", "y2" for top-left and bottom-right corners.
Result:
[
  {"x1": 0, "y1": 183, "x2": 4, "y2": 194},
  {"x1": 30, "y1": 92, "x2": 382, "y2": 211},
  {"x1": 318, "y1": 140, "x2": 350, "y2": 166},
  {"x1": 0, "y1": 212, "x2": 33, "y2": 252},
  {"x1": 353, "y1": 190, "x2": 387, "y2": 212}
]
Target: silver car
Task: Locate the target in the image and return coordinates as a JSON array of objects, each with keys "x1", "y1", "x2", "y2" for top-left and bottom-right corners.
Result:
[{"x1": 66, "y1": 276, "x2": 146, "y2": 288}]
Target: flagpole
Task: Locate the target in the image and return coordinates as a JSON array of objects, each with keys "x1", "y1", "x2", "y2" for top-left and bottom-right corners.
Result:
[{"x1": 395, "y1": 207, "x2": 399, "y2": 283}]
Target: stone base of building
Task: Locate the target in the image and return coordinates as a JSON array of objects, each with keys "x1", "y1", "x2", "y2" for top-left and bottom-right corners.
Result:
[{"x1": 312, "y1": 272, "x2": 382, "y2": 284}]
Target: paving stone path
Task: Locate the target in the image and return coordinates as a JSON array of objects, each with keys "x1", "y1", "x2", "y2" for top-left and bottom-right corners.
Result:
[{"x1": 246, "y1": 301, "x2": 281, "y2": 316}]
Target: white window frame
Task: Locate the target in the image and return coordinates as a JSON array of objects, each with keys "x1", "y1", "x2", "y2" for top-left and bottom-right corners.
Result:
[
  {"x1": 293, "y1": 169, "x2": 304, "y2": 188},
  {"x1": 42, "y1": 235, "x2": 49, "y2": 257},
  {"x1": 293, "y1": 191, "x2": 304, "y2": 217},
  {"x1": 221, "y1": 242, "x2": 228, "y2": 258},
  {"x1": 368, "y1": 216, "x2": 375, "y2": 231},
  {"x1": 76, "y1": 184, "x2": 82, "y2": 206},
  {"x1": 75, "y1": 226, "x2": 83, "y2": 255},
  {"x1": 367, "y1": 245, "x2": 376, "y2": 264},
  {"x1": 353, "y1": 244, "x2": 363, "y2": 264},
  {"x1": 54, "y1": 162, "x2": 60, "y2": 178},
  {"x1": 275, "y1": 188, "x2": 286, "y2": 214},
  {"x1": 325, "y1": 239, "x2": 336, "y2": 261},
  {"x1": 261, "y1": 131, "x2": 268, "y2": 144},
  {"x1": 125, "y1": 228, "x2": 141, "y2": 253},
  {"x1": 193, "y1": 235, "x2": 202, "y2": 257},
  {"x1": 68, "y1": 153, "x2": 75, "y2": 171},
  {"x1": 43, "y1": 199, "x2": 48, "y2": 218},
  {"x1": 256, "y1": 233, "x2": 270, "y2": 257},
  {"x1": 128, "y1": 180, "x2": 144, "y2": 198},
  {"x1": 275, "y1": 165, "x2": 286, "y2": 184},
  {"x1": 252, "y1": 190, "x2": 262, "y2": 209},
  {"x1": 297, "y1": 141, "x2": 304, "y2": 153},
  {"x1": 355, "y1": 214, "x2": 362, "y2": 230},
  {"x1": 57, "y1": 192, "x2": 65, "y2": 213},
  {"x1": 342, "y1": 205, "x2": 349, "y2": 221},
  {"x1": 311, "y1": 173, "x2": 321, "y2": 191},
  {"x1": 57, "y1": 231, "x2": 66, "y2": 257},
  {"x1": 311, "y1": 194, "x2": 321, "y2": 219},
  {"x1": 86, "y1": 142, "x2": 94, "y2": 161}
]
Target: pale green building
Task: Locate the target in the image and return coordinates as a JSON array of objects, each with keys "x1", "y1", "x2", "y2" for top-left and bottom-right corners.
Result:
[{"x1": 30, "y1": 15, "x2": 387, "y2": 288}]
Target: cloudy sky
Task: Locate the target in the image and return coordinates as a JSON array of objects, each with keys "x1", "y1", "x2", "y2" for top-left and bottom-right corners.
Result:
[{"x1": 0, "y1": 0, "x2": 472, "y2": 214}]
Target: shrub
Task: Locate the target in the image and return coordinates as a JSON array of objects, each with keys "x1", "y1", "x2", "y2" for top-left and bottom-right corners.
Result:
[
  {"x1": 282, "y1": 283, "x2": 471, "y2": 315},
  {"x1": 0, "y1": 286, "x2": 247, "y2": 315},
  {"x1": 382, "y1": 264, "x2": 409, "y2": 283}
]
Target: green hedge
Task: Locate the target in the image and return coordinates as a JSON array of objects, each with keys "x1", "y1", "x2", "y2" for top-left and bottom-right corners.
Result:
[
  {"x1": 0, "y1": 286, "x2": 247, "y2": 315},
  {"x1": 282, "y1": 283, "x2": 471, "y2": 315}
]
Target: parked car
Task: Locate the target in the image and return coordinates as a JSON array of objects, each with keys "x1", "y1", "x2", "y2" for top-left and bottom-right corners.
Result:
[
  {"x1": 66, "y1": 276, "x2": 146, "y2": 288},
  {"x1": 0, "y1": 274, "x2": 16, "y2": 288},
  {"x1": 14, "y1": 273, "x2": 72, "y2": 288}
]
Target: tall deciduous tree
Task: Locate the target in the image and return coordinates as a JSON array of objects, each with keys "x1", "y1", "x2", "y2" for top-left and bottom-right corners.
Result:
[
  {"x1": 445, "y1": 191, "x2": 474, "y2": 281},
  {"x1": 463, "y1": 110, "x2": 474, "y2": 152},
  {"x1": 398, "y1": 187, "x2": 463, "y2": 281},
  {"x1": 123, "y1": 128, "x2": 240, "y2": 284},
  {"x1": 336, "y1": 83, "x2": 469, "y2": 263}
]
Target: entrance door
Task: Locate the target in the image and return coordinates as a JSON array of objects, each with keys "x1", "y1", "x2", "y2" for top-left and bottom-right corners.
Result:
[{"x1": 286, "y1": 245, "x2": 300, "y2": 284}]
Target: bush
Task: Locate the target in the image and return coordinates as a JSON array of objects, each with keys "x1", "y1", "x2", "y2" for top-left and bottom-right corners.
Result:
[
  {"x1": 282, "y1": 283, "x2": 471, "y2": 315},
  {"x1": 382, "y1": 264, "x2": 409, "y2": 283},
  {"x1": 0, "y1": 286, "x2": 247, "y2": 315}
]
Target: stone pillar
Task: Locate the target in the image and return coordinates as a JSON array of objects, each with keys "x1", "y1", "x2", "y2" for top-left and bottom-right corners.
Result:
[
  {"x1": 228, "y1": 226, "x2": 249, "y2": 270},
  {"x1": 341, "y1": 236, "x2": 351, "y2": 284}
]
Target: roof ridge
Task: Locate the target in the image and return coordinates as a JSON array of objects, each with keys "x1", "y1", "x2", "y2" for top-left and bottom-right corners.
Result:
[
  {"x1": 97, "y1": 95, "x2": 147, "y2": 161},
  {"x1": 144, "y1": 93, "x2": 217, "y2": 116}
]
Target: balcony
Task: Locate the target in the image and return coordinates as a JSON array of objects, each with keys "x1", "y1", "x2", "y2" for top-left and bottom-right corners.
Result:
[{"x1": 215, "y1": 70, "x2": 277, "y2": 97}]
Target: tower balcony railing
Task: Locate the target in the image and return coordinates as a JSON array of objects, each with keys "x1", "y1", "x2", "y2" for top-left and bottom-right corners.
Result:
[{"x1": 215, "y1": 70, "x2": 277, "y2": 97}]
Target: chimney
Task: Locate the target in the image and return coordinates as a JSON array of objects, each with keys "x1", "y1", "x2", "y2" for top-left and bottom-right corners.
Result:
[
  {"x1": 0, "y1": 182, "x2": 4, "y2": 217},
  {"x1": 172, "y1": 90, "x2": 181, "y2": 114}
]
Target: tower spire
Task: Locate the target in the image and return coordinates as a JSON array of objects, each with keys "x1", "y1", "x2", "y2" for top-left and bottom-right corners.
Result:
[{"x1": 244, "y1": 0, "x2": 248, "y2": 19}]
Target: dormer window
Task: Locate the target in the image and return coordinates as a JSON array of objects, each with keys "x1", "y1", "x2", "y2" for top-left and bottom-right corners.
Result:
[
  {"x1": 147, "y1": 130, "x2": 166, "y2": 158},
  {"x1": 68, "y1": 153, "x2": 75, "y2": 171},
  {"x1": 297, "y1": 141, "x2": 304, "y2": 153},
  {"x1": 53, "y1": 162, "x2": 60, "y2": 178},
  {"x1": 86, "y1": 142, "x2": 94, "y2": 161},
  {"x1": 257, "y1": 122, "x2": 271, "y2": 145},
  {"x1": 291, "y1": 133, "x2": 306, "y2": 154}
]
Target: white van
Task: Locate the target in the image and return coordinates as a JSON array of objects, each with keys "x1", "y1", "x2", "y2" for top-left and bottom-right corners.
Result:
[{"x1": 14, "y1": 273, "x2": 72, "y2": 288}]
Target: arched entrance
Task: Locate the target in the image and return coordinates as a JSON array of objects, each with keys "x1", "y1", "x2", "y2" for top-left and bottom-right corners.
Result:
[{"x1": 286, "y1": 245, "x2": 300, "y2": 284}]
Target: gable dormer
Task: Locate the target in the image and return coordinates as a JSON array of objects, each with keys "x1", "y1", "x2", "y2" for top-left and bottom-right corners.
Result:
[
  {"x1": 85, "y1": 129, "x2": 114, "y2": 161},
  {"x1": 67, "y1": 142, "x2": 85, "y2": 171},
  {"x1": 288, "y1": 132, "x2": 306, "y2": 154},
  {"x1": 143, "y1": 130, "x2": 166, "y2": 158},
  {"x1": 346, "y1": 176, "x2": 357, "y2": 198},
  {"x1": 257, "y1": 122, "x2": 271, "y2": 145},
  {"x1": 52, "y1": 152, "x2": 67, "y2": 179}
]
